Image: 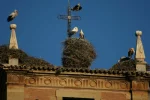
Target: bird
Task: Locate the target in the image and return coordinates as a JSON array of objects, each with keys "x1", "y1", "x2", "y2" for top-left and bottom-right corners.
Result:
[
  {"x1": 71, "y1": 3, "x2": 82, "y2": 11},
  {"x1": 79, "y1": 29, "x2": 84, "y2": 39},
  {"x1": 118, "y1": 56, "x2": 130, "y2": 62},
  {"x1": 128, "y1": 48, "x2": 135, "y2": 59},
  {"x1": 7, "y1": 10, "x2": 18, "y2": 22},
  {"x1": 68, "y1": 27, "x2": 78, "y2": 37}
]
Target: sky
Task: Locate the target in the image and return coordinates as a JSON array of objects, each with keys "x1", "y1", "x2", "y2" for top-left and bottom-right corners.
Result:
[{"x1": 0, "y1": 0, "x2": 150, "y2": 69}]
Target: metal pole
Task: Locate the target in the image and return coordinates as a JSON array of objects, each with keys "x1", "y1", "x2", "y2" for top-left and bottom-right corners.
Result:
[{"x1": 67, "y1": 0, "x2": 71, "y2": 37}]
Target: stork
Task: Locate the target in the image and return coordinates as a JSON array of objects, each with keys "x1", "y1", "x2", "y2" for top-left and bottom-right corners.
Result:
[
  {"x1": 128, "y1": 48, "x2": 135, "y2": 59},
  {"x1": 118, "y1": 56, "x2": 130, "y2": 62},
  {"x1": 68, "y1": 27, "x2": 78, "y2": 37},
  {"x1": 79, "y1": 29, "x2": 84, "y2": 39},
  {"x1": 7, "y1": 10, "x2": 18, "y2": 22},
  {"x1": 71, "y1": 3, "x2": 82, "y2": 11}
]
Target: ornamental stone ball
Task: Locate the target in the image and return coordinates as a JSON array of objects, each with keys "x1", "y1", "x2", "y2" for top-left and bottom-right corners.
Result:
[
  {"x1": 10, "y1": 24, "x2": 17, "y2": 29},
  {"x1": 135, "y1": 30, "x2": 142, "y2": 36}
]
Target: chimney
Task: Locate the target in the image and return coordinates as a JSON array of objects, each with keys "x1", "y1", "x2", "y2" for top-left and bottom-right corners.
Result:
[
  {"x1": 9, "y1": 24, "x2": 19, "y2": 65},
  {"x1": 135, "y1": 30, "x2": 146, "y2": 71}
]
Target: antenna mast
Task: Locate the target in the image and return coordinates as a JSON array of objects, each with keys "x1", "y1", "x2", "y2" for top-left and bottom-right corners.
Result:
[
  {"x1": 67, "y1": 0, "x2": 71, "y2": 34},
  {"x1": 58, "y1": 0, "x2": 81, "y2": 37}
]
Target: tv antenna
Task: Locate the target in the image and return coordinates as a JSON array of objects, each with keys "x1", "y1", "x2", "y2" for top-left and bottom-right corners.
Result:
[{"x1": 57, "y1": 0, "x2": 81, "y2": 37}]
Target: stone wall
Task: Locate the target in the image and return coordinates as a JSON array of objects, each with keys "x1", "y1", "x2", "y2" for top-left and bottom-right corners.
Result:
[
  {"x1": 101, "y1": 92, "x2": 130, "y2": 100},
  {"x1": 3, "y1": 70, "x2": 150, "y2": 100},
  {"x1": 24, "y1": 87, "x2": 56, "y2": 100},
  {"x1": 23, "y1": 87, "x2": 131, "y2": 100}
]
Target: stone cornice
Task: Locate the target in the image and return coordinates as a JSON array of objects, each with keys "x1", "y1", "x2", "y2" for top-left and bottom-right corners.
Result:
[{"x1": 1, "y1": 65, "x2": 150, "y2": 78}]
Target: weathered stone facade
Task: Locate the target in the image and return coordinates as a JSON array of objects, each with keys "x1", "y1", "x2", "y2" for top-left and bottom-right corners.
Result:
[{"x1": 0, "y1": 65, "x2": 150, "y2": 100}]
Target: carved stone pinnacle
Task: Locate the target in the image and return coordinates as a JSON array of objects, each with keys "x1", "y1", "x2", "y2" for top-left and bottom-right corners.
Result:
[
  {"x1": 135, "y1": 30, "x2": 142, "y2": 36},
  {"x1": 10, "y1": 24, "x2": 17, "y2": 29}
]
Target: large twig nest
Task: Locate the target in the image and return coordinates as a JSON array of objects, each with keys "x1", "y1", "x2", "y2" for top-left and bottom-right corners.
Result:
[
  {"x1": 0, "y1": 45, "x2": 28, "y2": 63},
  {"x1": 110, "y1": 59, "x2": 136, "y2": 71},
  {"x1": 62, "y1": 38, "x2": 97, "y2": 68},
  {"x1": 0, "y1": 45, "x2": 54, "y2": 67},
  {"x1": 110, "y1": 59, "x2": 150, "y2": 71}
]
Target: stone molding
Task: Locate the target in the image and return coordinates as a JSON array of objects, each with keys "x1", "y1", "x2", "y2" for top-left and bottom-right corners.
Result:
[
  {"x1": 24, "y1": 76, "x2": 130, "y2": 90},
  {"x1": 6, "y1": 74, "x2": 149, "y2": 91}
]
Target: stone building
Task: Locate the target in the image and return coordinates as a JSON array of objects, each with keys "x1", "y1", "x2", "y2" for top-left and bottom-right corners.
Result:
[{"x1": 0, "y1": 24, "x2": 150, "y2": 100}]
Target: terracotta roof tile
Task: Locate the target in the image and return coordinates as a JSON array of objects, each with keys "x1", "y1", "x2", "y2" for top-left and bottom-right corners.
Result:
[{"x1": 1, "y1": 65, "x2": 150, "y2": 77}]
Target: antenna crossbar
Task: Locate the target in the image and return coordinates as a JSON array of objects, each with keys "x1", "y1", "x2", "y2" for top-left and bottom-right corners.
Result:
[{"x1": 58, "y1": 15, "x2": 81, "y2": 20}]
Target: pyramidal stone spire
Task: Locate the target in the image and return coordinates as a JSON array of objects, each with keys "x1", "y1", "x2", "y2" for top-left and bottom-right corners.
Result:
[
  {"x1": 135, "y1": 30, "x2": 146, "y2": 71},
  {"x1": 8, "y1": 24, "x2": 19, "y2": 66},
  {"x1": 9, "y1": 24, "x2": 18, "y2": 49}
]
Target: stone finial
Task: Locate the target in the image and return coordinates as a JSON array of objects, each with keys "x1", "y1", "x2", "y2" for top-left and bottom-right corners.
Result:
[
  {"x1": 135, "y1": 30, "x2": 145, "y2": 61},
  {"x1": 135, "y1": 30, "x2": 146, "y2": 71},
  {"x1": 9, "y1": 24, "x2": 18, "y2": 49},
  {"x1": 9, "y1": 24, "x2": 18, "y2": 66},
  {"x1": 135, "y1": 30, "x2": 142, "y2": 36},
  {"x1": 10, "y1": 24, "x2": 17, "y2": 29}
]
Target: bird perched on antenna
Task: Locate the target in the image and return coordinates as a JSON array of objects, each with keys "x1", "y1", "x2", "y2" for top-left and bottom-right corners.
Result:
[
  {"x1": 71, "y1": 3, "x2": 82, "y2": 11},
  {"x1": 128, "y1": 48, "x2": 135, "y2": 59},
  {"x1": 79, "y1": 29, "x2": 84, "y2": 39},
  {"x1": 68, "y1": 27, "x2": 78, "y2": 37},
  {"x1": 7, "y1": 10, "x2": 18, "y2": 22}
]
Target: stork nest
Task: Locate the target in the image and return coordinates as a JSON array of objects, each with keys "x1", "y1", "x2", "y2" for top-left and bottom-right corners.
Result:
[
  {"x1": 110, "y1": 59, "x2": 150, "y2": 71},
  {"x1": 0, "y1": 45, "x2": 54, "y2": 67},
  {"x1": 62, "y1": 38, "x2": 97, "y2": 69},
  {"x1": 110, "y1": 59, "x2": 136, "y2": 71}
]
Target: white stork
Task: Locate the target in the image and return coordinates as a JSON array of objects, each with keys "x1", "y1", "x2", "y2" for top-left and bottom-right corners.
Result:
[
  {"x1": 71, "y1": 27, "x2": 78, "y2": 34},
  {"x1": 7, "y1": 10, "x2": 18, "y2": 22},
  {"x1": 71, "y1": 3, "x2": 82, "y2": 11},
  {"x1": 79, "y1": 29, "x2": 84, "y2": 39},
  {"x1": 68, "y1": 27, "x2": 78, "y2": 37},
  {"x1": 128, "y1": 48, "x2": 135, "y2": 59},
  {"x1": 118, "y1": 56, "x2": 130, "y2": 62}
]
